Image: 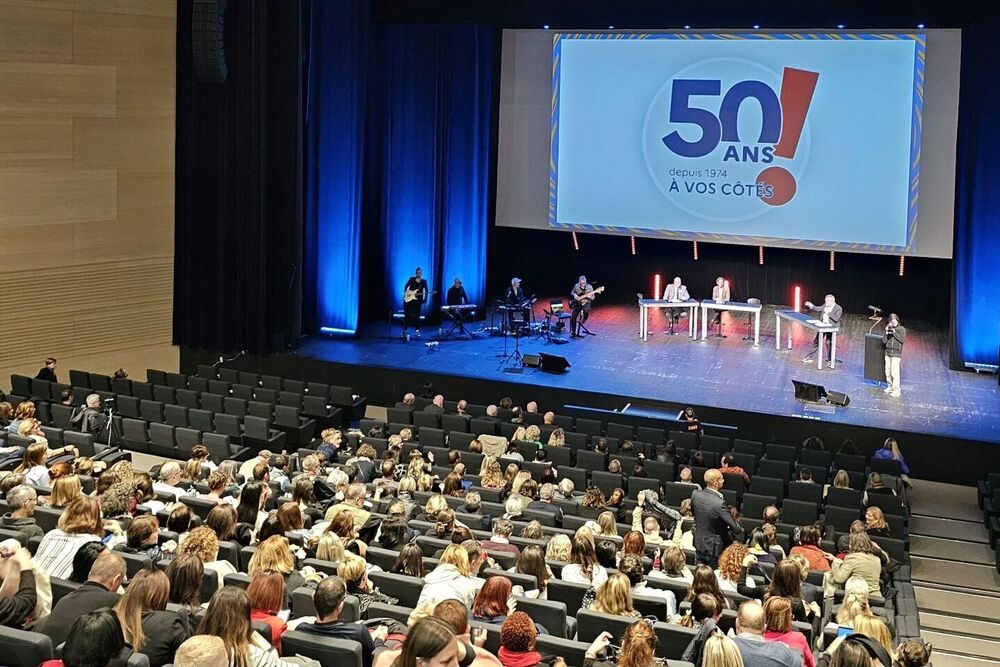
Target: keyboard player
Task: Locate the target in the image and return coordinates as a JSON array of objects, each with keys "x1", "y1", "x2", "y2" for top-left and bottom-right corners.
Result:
[{"x1": 444, "y1": 278, "x2": 472, "y2": 334}]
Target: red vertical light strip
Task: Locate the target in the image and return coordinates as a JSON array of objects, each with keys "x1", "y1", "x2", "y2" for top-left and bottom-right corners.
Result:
[
  {"x1": 829, "y1": 251, "x2": 835, "y2": 271},
  {"x1": 794, "y1": 285, "x2": 801, "y2": 311},
  {"x1": 654, "y1": 274, "x2": 661, "y2": 299},
  {"x1": 759, "y1": 245, "x2": 765, "y2": 265},
  {"x1": 899, "y1": 255, "x2": 905, "y2": 277},
  {"x1": 571, "y1": 231, "x2": 579, "y2": 251},
  {"x1": 630, "y1": 236, "x2": 637, "y2": 256},
  {"x1": 693, "y1": 241, "x2": 699, "y2": 260}
]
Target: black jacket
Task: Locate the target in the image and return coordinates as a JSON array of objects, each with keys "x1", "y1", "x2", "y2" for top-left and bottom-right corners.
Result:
[
  {"x1": 137, "y1": 609, "x2": 191, "y2": 667},
  {"x1": 0, "y1": 570, "x2": 35, "y2": 628},
  {"x1": 882, "y1": 325, "x2": 906, "y2": 358},
  {"x1": 691, "y1": 488, "x2": 744, "y2": 558},
  {"x1": 33, "y1": 580, "x2": 119, "y2": 647}
]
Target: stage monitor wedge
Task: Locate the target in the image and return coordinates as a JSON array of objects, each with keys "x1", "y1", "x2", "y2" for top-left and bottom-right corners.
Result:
[
  {"x1": 538, "y1": 352, "x2": 571, "y2": 374},
  {"x1": 792, "y1": 379, "x2": 850, "y2": 407},
  {"x1": 792, "y1": 380, "x2": 824, "y2": 403}
]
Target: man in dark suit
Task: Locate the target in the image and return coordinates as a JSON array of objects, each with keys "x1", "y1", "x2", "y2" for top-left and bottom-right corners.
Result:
[
  {"x1": 802, "y1": 293, "x2": 843, "y2": 363},
  {"x1": 34, "y1": 550, "x2": 125, "y2": 647},
  {"x1": 424, "y1": 394, "x2": 445, "y2": 414},
  {"x1": 691, "y1": 469, "x2": 744, "y2": 567}
]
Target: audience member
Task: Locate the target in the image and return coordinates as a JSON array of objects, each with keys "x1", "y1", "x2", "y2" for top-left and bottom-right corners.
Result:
[
  {"x1": 198, "y1": 586, "x2": 299, "y2": 667},
  {"x1": 114, "y1": 568, "x2": 190, "y2": 667},
  {"x1": 733, "y1": 601, "x2": 803, "y2": 667},
  {"x1": 34, "y1": 496, "x2": 105, "y2": 579},
  {"x1": 0, "y1": 484, "x2": 43, "y2": 538},
  {"x1": 173, "y1": 635, "x2": 229, "y2": 667},
  {"x1": 692, "y1": 469, "x2": 744, "y2": 567},
  {"x1": 762, "y1": 596, "x2": 815, "y2": 667},
  {"x1": 295, "y1": 576, "x2": 386, "y2": 667}
]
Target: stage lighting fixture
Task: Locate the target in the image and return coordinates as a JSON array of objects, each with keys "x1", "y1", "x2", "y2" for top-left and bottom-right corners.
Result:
[
  {"x1": 630, "y1": 236, "x2": 637, "y2": 256},
  {"x1": 753, "y1": 24, "x2": 760, "y2": 30},
  {"x1": 837, "y1": 24, "x2": 845, "y2": 29},
  {"x1": 829, "y1": 251, "x2": 836, "y2": 271},
  {"x1": 654, "y1": 274, "x2": 661, "y2": 299},
  {"x1": 794, "y1": 285, "x2": 801, "y2": 312},
  {"x1": 899, "y1": 255, "x2": 905, "y2": 277},
  {"x1": 684, "y1": 25, "x2": 691, "y2": 30},
  {"x1": 543, "y1": 24, "x2": 550, "y2": 30},
  {"x1": 917, "y1": 23, "x2": 925, "y2": 29},
  {"x1": 693, "y1": 241, "x2": 699, "y2": 260},
  {"x1": 572, "y1": 231, "x2": 580, "y2": 251},
  {"x1": 608, "y1": 25, "x2": 615, "y2": 29}
]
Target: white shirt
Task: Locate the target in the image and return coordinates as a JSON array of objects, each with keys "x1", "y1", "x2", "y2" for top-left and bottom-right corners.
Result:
[
  {"x1": 560, "y1": 563, "x2": 608, "y2": 588},
  {"x1": 34, "y1": 530, "x2": 104, "y2": 580},
  {"x1": 633, "y1": 581, "x2": 677, "y2": 617},
  {"x1": 25, "y1": 465, "x2": 50, "y2": 488},
  {"x1": 153, "y1": 481, "x2": 184, "y2": 502}
]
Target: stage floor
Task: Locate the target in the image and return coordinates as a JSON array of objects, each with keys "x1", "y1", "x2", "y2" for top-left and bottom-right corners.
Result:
[{"x1": 295, "y1": 304, "x2": 1000, "y2": 444}]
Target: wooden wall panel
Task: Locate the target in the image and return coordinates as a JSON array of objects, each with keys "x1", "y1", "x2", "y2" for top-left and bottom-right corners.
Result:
[
  {"x1": 0, "y1": 62, "x2": 116, "y2": 117},
  {"x1": 72, "y1": 11, "x2": 175, "y2": 66},
  {"x1": 0, "y1": 4, "x2": 177, "y2": 382},
  {"x1": 0, "y1": 169, "x2": 117, "y2": 226},
  {"x1": 0, "y1": 6, "x2": 73, "y2": 64},
  {"x1": 0, "y1": 119, "x2": 73, "y2": 164}
]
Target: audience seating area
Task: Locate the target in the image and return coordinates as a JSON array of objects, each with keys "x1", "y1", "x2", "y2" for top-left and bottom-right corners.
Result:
[{"x1": 0, "y1": 369, "x2": 929, "y2": 667}]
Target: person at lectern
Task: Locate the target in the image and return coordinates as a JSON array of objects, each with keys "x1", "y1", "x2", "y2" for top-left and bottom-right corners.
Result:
[
  {"x1": 801, "y1": 294, "x2": 843, "y2": 363},
  {"x1": 663, "y1": 276, "x2": 690, "y2": 325},
  {"x1": 882, "y1": 313, "x2": 906, "y2": 398}
]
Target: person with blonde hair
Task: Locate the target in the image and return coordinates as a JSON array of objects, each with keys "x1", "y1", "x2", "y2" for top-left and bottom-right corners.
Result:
[
  {"x1": 248, "y1": 535, "x2": 305, "y2": 607},
  {"x1": 421, "y1": 493, "x2": 449, "y2": 522},
  {"x1": 479, "y1": 457, "x2": 506, "y2": 489},
  {"x1": 339, "y1": 553, "x2": 397, "y2": 615},
  {"x1": 585, "y1": 510, "x2": 619, "y2": 537},
  {"x1": 547, "y1": 428, "x2": 566, "y2": 447},
  {"x1": 316, "y1": 530, "x2": 346, "y2": 563},
  {"x1": 173, "y1": 635, "x2": 229, "y2": 667},
  {"x1": 34, "y1": 495, "x2": 104, "y2": 579},
  {"x1": 113, "y1": 568, "x2": 189, "y2": 667},
  {"x1": 852, "y1": 615, "x2": 893, "y2": 656},
  {"x1": 590, "y1": 572, "x2": 640, "y2": 617},
  {"x1": 49, "y1": 475, "x2": 83, "y2": 508},
  {"x1": 703, "y1": 633, "x2": 747, "y2": 667},
  {"x1": 176, "y1": 525, "x2": 238, "y2": 587},
  {"x1": 417, "y1": 543, "x2": 480, "y2": 607},
  {"x1": 545, "y1": 534, "x2": 572, "y2": 562}
]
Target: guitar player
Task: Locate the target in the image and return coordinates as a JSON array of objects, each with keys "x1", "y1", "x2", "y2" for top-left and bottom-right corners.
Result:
[
  {"x1": 402, "y1": 267, "x2": 429, "y2": 339},
  {"x1": 570, "y1": 275, "x2": 603, "y2": 338}
]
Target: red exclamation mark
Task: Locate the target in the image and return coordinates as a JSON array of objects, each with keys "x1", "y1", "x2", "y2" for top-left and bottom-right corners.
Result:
[{"x1": 758, "y1": 67, "x2": 819, "y2": 206}]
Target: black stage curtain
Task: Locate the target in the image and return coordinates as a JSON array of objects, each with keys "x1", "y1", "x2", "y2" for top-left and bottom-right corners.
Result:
[
  {"x1": 174, "y1": 0, "x2": 303, "y2": 354},
  {"x1": 490, "y1": 227, "x2": 952, "y2": 328}
]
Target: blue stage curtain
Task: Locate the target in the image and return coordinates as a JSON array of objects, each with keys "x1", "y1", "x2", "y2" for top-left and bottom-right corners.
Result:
[
  {"x1": 367, "y1": 25, "x2": 495, "y2": 316},
  {"x1": 303, "y1": 0, "x2": 369, "y2": 335},
  {"x1": 951, "y1": 30, "x2": 1000, "y2": 369}
]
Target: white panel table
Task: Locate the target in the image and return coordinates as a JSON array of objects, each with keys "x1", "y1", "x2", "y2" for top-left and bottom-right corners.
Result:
[
  {"x1": 638, "y1": 298, "x2": 699, "y2": 341},
  {"x1": 700, "y1": 300, "x2": 763, "y2": 346},
  {"x1": 775, "y1": 309, "x2": 840, "y2": 370}
]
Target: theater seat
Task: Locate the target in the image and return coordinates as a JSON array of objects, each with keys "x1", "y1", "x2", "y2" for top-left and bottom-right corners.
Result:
[
  {"x1": 0, "y1": 625, "x2": 53, "y2": 667},
  {"x1": 281, "y1": 631, "x2": 363, "y2": 667}
]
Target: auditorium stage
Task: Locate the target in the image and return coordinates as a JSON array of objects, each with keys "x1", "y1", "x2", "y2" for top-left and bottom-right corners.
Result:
[{"x1": 181, "y1": 303, "x2": 1000, "y2": 483}]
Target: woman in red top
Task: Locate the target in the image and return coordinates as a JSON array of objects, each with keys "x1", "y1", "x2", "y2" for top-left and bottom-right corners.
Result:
[
  {"x1": 247, "y1": 569, "x2": 288, "y2": 654},
  {"x1": 763, "y1": 596, "x2": 815, "y2": 667},
  {"x1": 789, "y1": 525, "x2": 833, "y2": 572}
]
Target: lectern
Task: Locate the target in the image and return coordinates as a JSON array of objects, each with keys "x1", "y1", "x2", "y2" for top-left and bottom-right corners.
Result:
[{"x1": 864, "y1": 333, "x2": 887, "y2": 383}]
